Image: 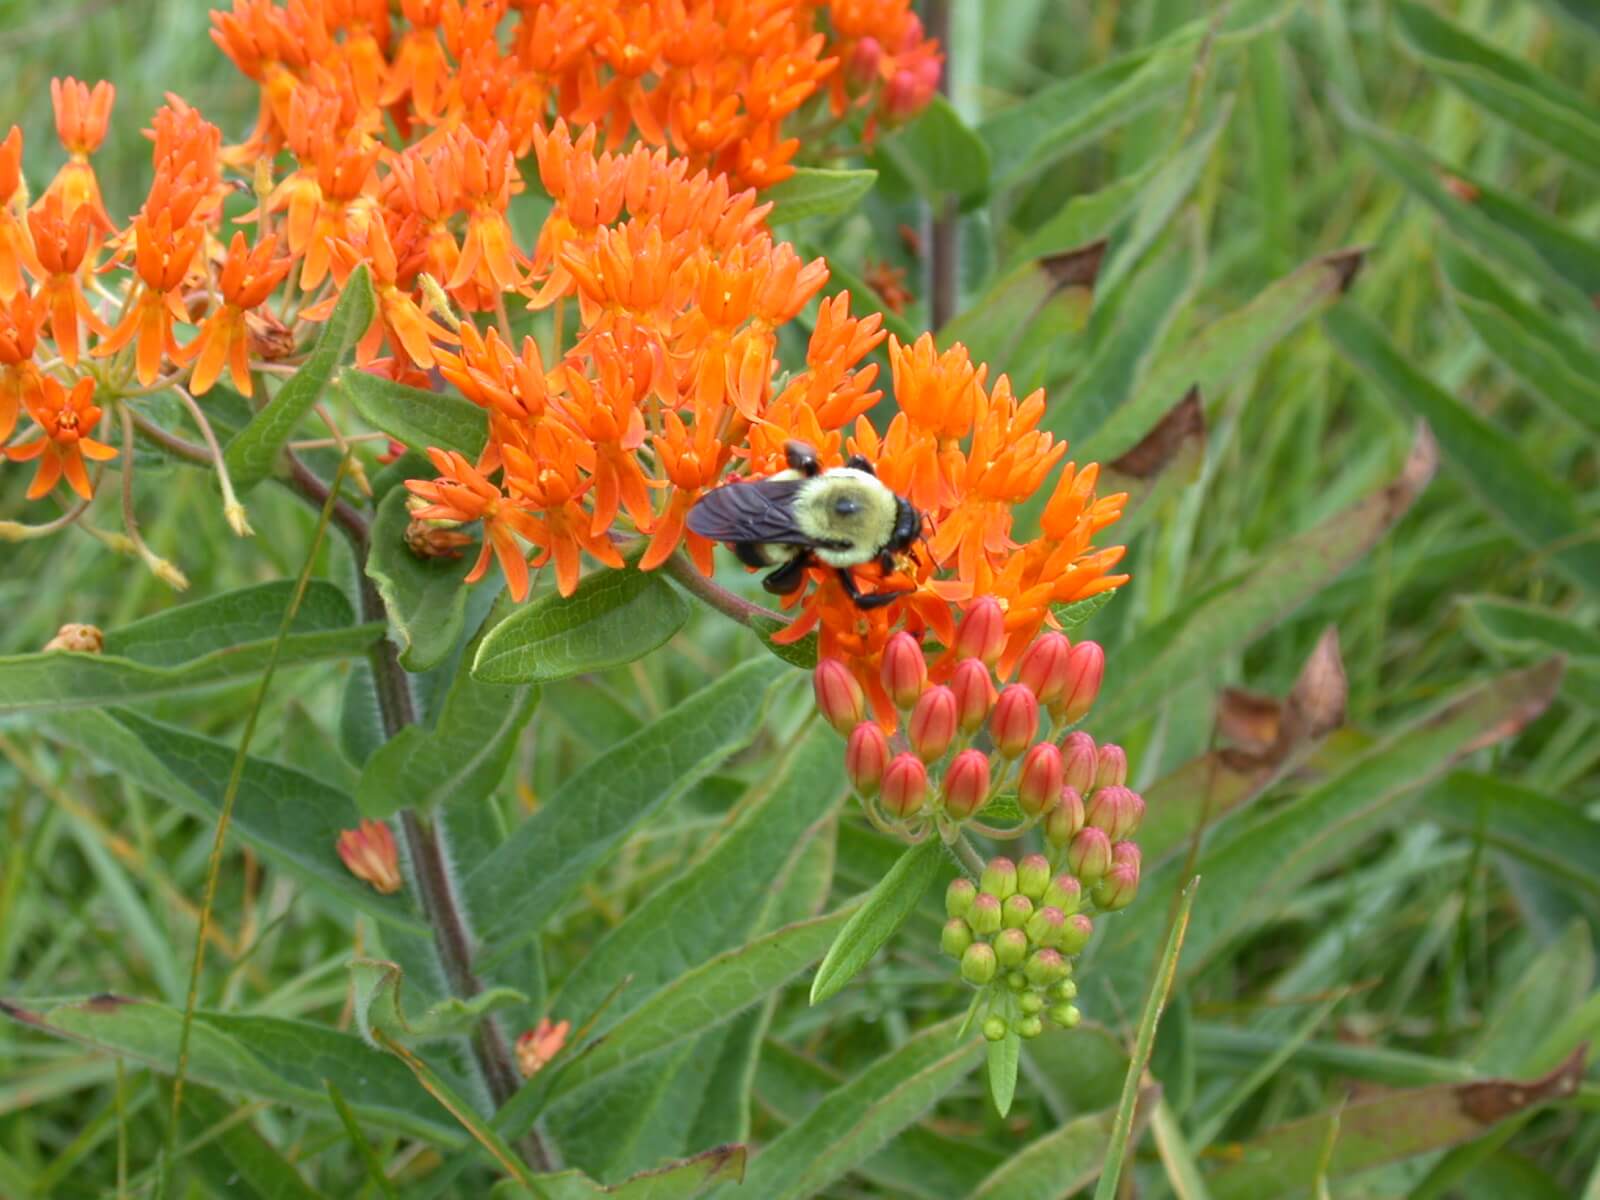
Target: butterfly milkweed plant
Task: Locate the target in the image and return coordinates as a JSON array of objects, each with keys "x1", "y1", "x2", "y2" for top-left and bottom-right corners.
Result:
[{"x1": 3, "y1": 0, "x2": 1597, "y2": 1195}]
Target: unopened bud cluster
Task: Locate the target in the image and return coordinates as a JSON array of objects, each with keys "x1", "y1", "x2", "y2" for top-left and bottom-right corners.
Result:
[{"x1": 813, "y1": 598, "x2": 1146, "y2": 1039}]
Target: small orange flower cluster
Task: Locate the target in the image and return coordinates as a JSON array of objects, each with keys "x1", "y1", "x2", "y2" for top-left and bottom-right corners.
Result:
[{"x1": 212, "y1": 0, "x2": 941, "y2": 193}]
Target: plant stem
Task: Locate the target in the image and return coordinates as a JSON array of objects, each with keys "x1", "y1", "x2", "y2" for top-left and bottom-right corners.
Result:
[
  {"x1": 282, "y1": 453, "x2": 554, "y2": 1172},
  {"x1": 661, "y1": 550, "x2": 788, "y2": 629}
]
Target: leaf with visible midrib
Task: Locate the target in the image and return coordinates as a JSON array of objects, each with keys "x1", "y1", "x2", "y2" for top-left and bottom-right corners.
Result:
[
  {"x1": 765, "y1": 167, "x2": 878, "y2": 224},
  {"x1": 341, "y1": 367, "x2": 489, "y2": 460},
  {"x1": 810, "y1": 835, "x2": 946, "y2": 1004},
  {"x1": 225, "y1": 267, "x2": 375, "y2": 489},
  {"x1": 0, "y1": 581, "x2": 382, "y2": 715},
  {"x1": 473, "y1": 568, "x2": 689, "y2": 684}
]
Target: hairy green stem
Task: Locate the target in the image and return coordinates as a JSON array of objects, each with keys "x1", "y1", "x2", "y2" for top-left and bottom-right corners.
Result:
[{"x1": 661, "y1": 550, "x2": 788, "y2": 628}]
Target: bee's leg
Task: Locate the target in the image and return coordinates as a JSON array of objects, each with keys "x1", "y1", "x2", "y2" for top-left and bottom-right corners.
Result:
[
  {"x1": 733, "y1": 541, "x2": 768, "y2": 569},
  {"x1": 762, "y1": 554, "x2": 810, "y2": 596},
  {"x1": 845, "y1": 453, "x2": 876, "y2": 475},
  {"x1": 838, "y1": 567, "x2": 908, "y2": 611},
  {"x1": 784, "y1": 441, "x2": 822, "y2": 477}
]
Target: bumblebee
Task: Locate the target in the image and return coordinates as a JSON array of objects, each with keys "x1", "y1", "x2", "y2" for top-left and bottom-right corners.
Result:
[{"x1": 686, "y1": 441, "x2": 923, "y2": 610}]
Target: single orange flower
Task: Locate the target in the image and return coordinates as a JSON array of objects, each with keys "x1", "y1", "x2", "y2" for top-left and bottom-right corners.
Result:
[
  {"x1": 43, "y1": 78, "x2": 115, "y2": 235},
  {"x1": 6, "y1": 375, "x2": 117, "y2": 500},
  {"x1": 96, "y1": 211, "x2": 204, "y2": 384},
  {"x1": 0, "y1": 289, "x2": 44, "y2": 443},
  {"x1": 177, "y1": 232, "x2": 292, "y2": 396},
  {"x1": 0, "y1": 126, "x2": 42, "y2": 300},
  {"x1": 26, "y1": 194, "x2": 107, "y2": 366},
  {"x1": 406, "y1": 446, "x2": 546, "y2": 602}
]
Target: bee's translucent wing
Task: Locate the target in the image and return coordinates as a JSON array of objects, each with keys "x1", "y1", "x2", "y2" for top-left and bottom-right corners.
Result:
[{"x1": 686, "y1": 478, "x2": 813, "y2": 544}]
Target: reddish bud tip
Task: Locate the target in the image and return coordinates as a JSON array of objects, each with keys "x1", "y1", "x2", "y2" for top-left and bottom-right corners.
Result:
[
  {"x1": 1043, "y1": 873, "x2": 1083, "y2": 915},
  {"x1": 1052, "y1": 641, "x2": 1105, "y2": 724},
  {"x1": 1001, "y1": 893, "x2": 1034, "y2": 930},
  {"x1": 1058, "y1": 913, "x2": 1094, "y2": 955},
  {"x1": 941, "y1": 917, "x2": 974, "y2": 958},
  {"x1": 336, "y1": 819, "x2": 402, "y2": 894},
  {"x1": 880, "y1": 752, "x2": 929, "y2": 819},
  {"x1": 1015, "y1": 632, "x2": 1073, "y2": 704},
  {"x1": 880, "y1": 631, "x2": 928, "y2": 710},
  {"x1": 908, "y1": 685, "x2": 958, "y2": 762},
  {"x1": 1025, "y1": 947, "x2": 1068, "y2": 987},
  {"x1": 950, "y1": 657, "x2": 996, "y2": 734},
  {"x1": 1094, "y1": 862, "x2": 1140, "y2": 911},
  {"x1": 845, "y1": 722, "x2": 890, "y2": 797},
  {"x1": 990, "y1": 684, "x2": 1039, "y2": 758},
  {"x1": 968, "y1": 891, "x2": 1002, "y2": 935},
  {"x1": 1086, "y1": 785, "x2": 1145, "y2": 841},
  {"x1": 813, "y1": 658, "x2": 866, "y2": 734},
  {"x1": 980, "y1": 856, "x2": 1018, "y2": 900},
  {"x1": 954, "y1": 596, "x2": 1006, "y2": 665},
  {"x1": 1095, "y1": 743, "x2": 1128, "y2": 789},
  {"x1": 1024, "y1": 904, "x2": 1065, "y2": 948},
  {"x1": 941, "y1": 748, "x2": 991, "y2": 821},
  {"x1": 1060, "y1": 730, "x2": 1098, "y2": 794},
  {"x1": 1044, "y1": 786, "x2": 1086, "y2": 847},
  {"x1": 1067, "y1": 826, "x2": 1113, "y2": 885},
  {"x1": 1017, "y1": 853, "x2": 1052, "y2": 900},
  {"x1": 1016, "y1": 742, "x2": 1064, "y2": 818},
  {"x1": 960, "y1": 940, "x2": 998, "y2": 985}
]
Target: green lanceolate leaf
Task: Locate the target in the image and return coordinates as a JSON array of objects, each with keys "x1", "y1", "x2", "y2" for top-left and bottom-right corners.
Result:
[
  {"x1": 0, "y1": 994, "x2": 461, "y2": 1144},
  {"x1": 1326, "y1": 305, "x2": 1600, "y2": 596},
  {"x1": 746, "y1": 613, "x2": 820, "y2": 670},
  {"x1": 810, "y1": 835, "x2": 945, "y2": 1004},
  {"x1": 765, "y1": 167, "x2": 878, "y2": 224},
  {"x1": 342, "y1": 367, "x2": 489, "y2": 460},
  {"x1": 1091, "y1": 430, "x2": 1433, "y2": 732},
  {"x1": 0, "y1": 581, "x2": 382, "y2": 715},
  {"x1": 492, "y1": 1146, "x2": 747, "y2": 1199},
  {"x1": 1458, "y1": 595, "x2": 1600, "y2": 663},
  {"x1": 473, "y1": 567, "x2": 689, "y2": 684},
  {"x1": 356, "y1": 644, "x2": 537, "y2": 819},
  {"x1": 877, "y1": 94, "x2": 991, "y2": 209},
  {"x1": 1424, "y1": 772, "x2": 1600, "y2": 903},
  {"x1": 986, "y1": 1029, "x2": 1021, "y2": 1118},
  {"x1": 466, "y1": 659, "x2": 785, "y2": 946},
  {"x1": 177, "y1": 1084, "x2": 323, "y2": 1200},
  {"x1": 1207, "y1": 1050, "x2": 1586, "y2": 1199},
  {"x1": 1080, "y1": 248, "x2": 1363, "y2": 464},
  {"x1": 224, "y1": 267, "x2": 375, "y2": 489},
  {"x1": 971, "y1": 1104, "x2": 1136, "y2": 1200},
  {"x1": 365, "y1": 485, "x2": 475, "y2": 671},
  {"x1": 39, "y1": 708, "x2": 420, "y2": 929},
  {"x1": 1391, "y1": 0, "x2": 1600, "y2": 172},
  {"x1": 714, "y1": 1018, "x2": 980, "y2": 1200}
]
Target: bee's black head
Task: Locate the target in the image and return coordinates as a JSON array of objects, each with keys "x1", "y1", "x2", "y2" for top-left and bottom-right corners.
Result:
[{"x1": 889, "y1": 496, "x2": 922, "y2": 554}]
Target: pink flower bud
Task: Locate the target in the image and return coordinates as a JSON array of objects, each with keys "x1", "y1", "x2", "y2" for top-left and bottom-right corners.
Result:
[
  {"x1": 1067, "y1": 826, "x2": 1113, "y2": 885},
  {"x1": 980, "y1": 856, "x2": 1018, "y2": 900},
  {"x1": 1060, "y1": 731, "x2": 1098, "y2": 794},
  {"x1": 337, "y1": 820, "x2": 403, "y2": 894},
  {"x1": 846, "y1": 35, "x2": 882, "y2": 86},
  {"x1": 1025, "y1": 948, "x2": 1067, "y2": 987},
  {"x1": 1094, "y1": 862, "x2": 1140, "y2": 911},
  {"x1": 515, "y1": 1017, "x2": 569, "y2": 1078},
  {"x1": 884, "y1": 65, "x2": 934, "y2": 122},
  {"x1": 845, "y1": 722, "x2": 890, "y2": 797},
  {"x1": 1051, "y1": 640, "x2": 1105, "y2": 724},
  {"x1": 1112, "y1": 840, "x2": 1142, "y2": 877},
  {"x1": 1024, "y1": 905, "x2": 1065, "y2": 948},
  {"x1": 1016, "y1": 742, "x2": 1064, "y2": 819},
  {"x1": 1016, "y1": 853, "x2": 1052, "y2": 899},
  {"x1": 880, "y1": 631, "x2": 927, "y2": 710},
  {"x1": 908, "y1": 685, "x2": 958, "y2": 762},
  {"x1": 954, "y1": 596, "x2": 1006, "y2": 665},
  {"x1": 946, "y1": 877, "x2": 977, "y2": 919},
  {"x1": 880, "y1": 753, "x2": 929, "y2": 819},
  {"x1": 1086, "y1": 785, "x2": 1145, "y2": 841},
  {"x1": 812, "y1": 658, "x2": 866, "y2": 734},
  {"x1": 1002, "y1": 893, "x2": 1034, "y2": 929},
  {"x1": 950, "y1": 657, "x2": 995, "y2": 733},
  {"x1": 968, "y1": 891, "x2": 1002, "y2": 935},
  {"x1": 1015, "y1": 632, "x2": 1073, "y2": 705},
  {"x1": 989, "y1": 684, "x2": 1038, "y2": 758},
  {"x1": 1095, "y1": 743, "x2": 1128, "y2": 789},
  {"x1": 941, "y1": 748, "x2": 991, "y2": 821},
  {"x1": 1058, "y1": 913, "x2": 1094, "y2": 954},
  {"x1": 1043, "y1": 873, "x2": 1083, "y2": 915},
  {"x1": 1044, "y1": 786, "x2": 1086, "y2": 847}
]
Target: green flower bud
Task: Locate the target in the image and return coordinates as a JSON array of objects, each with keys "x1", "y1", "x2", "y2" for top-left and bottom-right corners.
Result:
[
  {"x1": 1001, "y1": 893, "x2": 1034, "y2": 930},
  {"x1": 1019, "y1": 991, "x2": 1044, "y2": 1016},
  {"x1": 940, "y1": 918, "x2": 973, "y2": 959},
  {"x1": 1016, "y1": 853, "x2": 1052, "y2": 900},
  {"x1": 960, "y1": 941, "x2": 997, "y2": 986},
  {"x1": 995, "y1": 927, "x2": 1029, "y2": 968},
  {"x1": 980, "y1": 856, "x2": 1017, "y2": 900},
  {"x1": 1025, "y1": 948, "x2": 1068, "y2": 987},
  {"x1": 1057, "y1": 913, "x2": 1094, "y2": 955},
  {"x1": 1006, "y1": 970, "x2": 1028, "y2": 991},
  {"x1": 1024, "y1": 905, "x2": 1066, "y2": 949},
  {"x1": 1051, "y1": 978, "x2": 1078, "y2": 1001},
  {"x1": 945, "y1": 877, "x2": 977, "y2": 919},
  {"x1": 968, "y1": 892, "x2": 1002, "y2": 935},
  {"x1": 1049, "y1": 1003, "x2": 1082, "y2": 1028},
  {"x1": 1042, "y1": 873, "x2": 1083, "y2": 915},
  {"x1": 982, "y1": 1015, "x2": 1008, "y2": 1042},
  {"x1": 1017, "y1": 1015, "x2": 1044, "y2": 1039}
]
